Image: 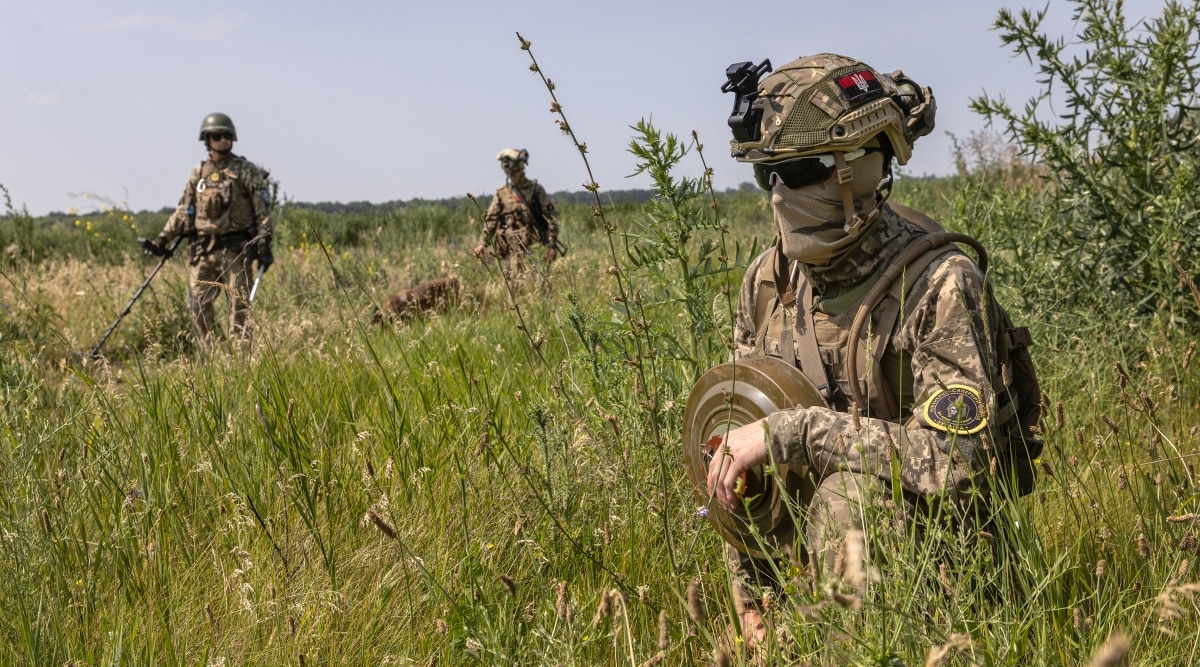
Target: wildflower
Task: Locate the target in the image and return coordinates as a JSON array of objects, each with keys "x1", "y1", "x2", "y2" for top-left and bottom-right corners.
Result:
[{"x1": 696, "y1": 506, "x2": 709, "y2": 519}]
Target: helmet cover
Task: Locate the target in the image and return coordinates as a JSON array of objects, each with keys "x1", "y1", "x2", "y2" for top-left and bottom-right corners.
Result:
[{"x1": 730, "y1": 54, "x2": 934, "y2": 166}]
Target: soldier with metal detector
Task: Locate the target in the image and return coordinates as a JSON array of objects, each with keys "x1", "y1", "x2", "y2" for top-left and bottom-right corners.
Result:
[
  {"x1": 472, "y1": 148, "x2": 563, "y2": 288},
  {"x1": 682, "y1": 55, "x2": 1042, "y2": 645},
  {"x1": 140, "y1": 112, "x2": 274, "y2": 344}
]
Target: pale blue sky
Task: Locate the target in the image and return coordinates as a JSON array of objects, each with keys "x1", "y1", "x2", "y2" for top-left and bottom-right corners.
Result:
[{"x1": 0, "y1": 0, "x2": 1170, "y2": 216}]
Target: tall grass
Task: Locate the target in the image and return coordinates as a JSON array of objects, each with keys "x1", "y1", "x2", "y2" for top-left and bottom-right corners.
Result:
[{"x1": 3, "y1": 7, "x2": 1200, "y2": 663}]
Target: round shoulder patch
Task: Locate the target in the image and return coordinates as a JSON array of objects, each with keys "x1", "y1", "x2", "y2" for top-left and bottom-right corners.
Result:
[{"x1": 922, "y1": 384, "x2": 987, "y2": 435}]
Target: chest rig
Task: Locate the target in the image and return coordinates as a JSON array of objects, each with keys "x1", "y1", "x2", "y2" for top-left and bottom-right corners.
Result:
[
  {"x1": 753, "y1": 205, "x2": 991, "y2": 421},
  {"x1": 494, "y1": 185, "x2": 541, "y2": 244},
  {"x1": 193, "y1": 158, "x2": 255, "y2": 236}
]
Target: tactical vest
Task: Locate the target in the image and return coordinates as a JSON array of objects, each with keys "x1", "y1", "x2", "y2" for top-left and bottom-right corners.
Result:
[
  {"x1": 493, "y1": 183, "x2": 549, "y2": 249},
  {"x1": 193, "y1": 157, "x2": 257, "y2": 236},
  {"x1": 751, "y1": 204, "x2": 1043, "y2": 494}
]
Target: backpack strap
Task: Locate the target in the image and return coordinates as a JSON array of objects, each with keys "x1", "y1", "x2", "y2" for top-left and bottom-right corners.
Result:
[{"x1": 845, "y1": 230, "x2": 989, "y2": 412}]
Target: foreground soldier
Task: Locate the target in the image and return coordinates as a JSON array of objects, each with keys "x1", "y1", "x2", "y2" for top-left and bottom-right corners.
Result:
[
  {"x1": 472, "y1": 148, "x2": 559, "y2": 287},
  {"x1": 143, "y1": 113, "x2": 274, "y2": 343},
  {"x1": 703, "y1": 55, "x2": 1039, "y2": 643}
]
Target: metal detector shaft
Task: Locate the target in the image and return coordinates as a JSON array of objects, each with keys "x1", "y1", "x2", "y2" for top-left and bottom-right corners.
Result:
[
  {"x1": 87, "y1": 236, "x2": 183, "y2": 359},
  {"x1": 248, "y1": 265, "x2": 265, "y2": 303}
]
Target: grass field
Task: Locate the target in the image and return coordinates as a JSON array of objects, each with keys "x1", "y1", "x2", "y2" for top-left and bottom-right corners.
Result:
[{"x1": 2, "y1": 151, "x2": 1198, "y2": 665}]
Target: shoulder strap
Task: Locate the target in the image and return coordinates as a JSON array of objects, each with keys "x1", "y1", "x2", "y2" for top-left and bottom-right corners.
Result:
[{"x1": 796, "y1": 276, "x2": 837, "y2": 405}]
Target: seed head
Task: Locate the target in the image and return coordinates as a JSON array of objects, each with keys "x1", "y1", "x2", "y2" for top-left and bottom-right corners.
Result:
[
  {"x1": 657, "y1": 609, "x2": 669, "y2": 651},
  {"x1": 500, "y1": 574, "x2": 516, "y2": 596},
  {"x1": 686, "y1": 578, "x2": 706, "y2": 624},
  {"x1": 367, "y1": 510, "x2": 396, "y2": 539},
  {"x1": 1084, "y1": 632, "x2": 1130, "y2": 667},
  {"x1": 1137, "y1": 532, "x2": 1152, "y2": 560}
]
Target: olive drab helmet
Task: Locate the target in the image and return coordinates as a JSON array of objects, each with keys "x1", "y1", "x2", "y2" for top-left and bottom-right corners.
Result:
[{"x1": 198, "y1": 112, "x2": 238, "y2": 141}]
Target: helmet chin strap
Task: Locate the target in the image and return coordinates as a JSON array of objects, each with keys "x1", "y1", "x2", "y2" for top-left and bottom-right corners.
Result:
[{"x1": 833, "y1": 151, "x2": 892, "y2": 240}]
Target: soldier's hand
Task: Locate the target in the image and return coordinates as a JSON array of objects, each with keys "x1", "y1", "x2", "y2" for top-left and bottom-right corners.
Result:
[
  {"x1": 545, "y1": 246, "x2": 557, "y2": 264},
  {"x1": 258, "y1": 249, "x2": 275, "y2": 273},
  {"x1": 472, "y1": 243, "x2": 486, "y2": 260},
  {"x1": 138, "y1": 236, "x2": 170, "y2": 258},
  {"x1": 706, "y1": 418, "x2": 770, "y2": 512}
]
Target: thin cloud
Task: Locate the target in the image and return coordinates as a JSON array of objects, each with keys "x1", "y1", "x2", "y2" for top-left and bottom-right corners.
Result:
[
  {"x1": 81, "y1": 13, "x2": 245, "y2": 42},
  {"x1": 25, "y1": 93, "x2": 59, "y2": 107}
]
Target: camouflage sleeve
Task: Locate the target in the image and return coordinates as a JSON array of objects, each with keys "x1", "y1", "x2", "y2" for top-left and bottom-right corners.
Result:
[
  {"x1": 481, "y1": 192, "x2": 503, "y2": 243},
  {"x1": 733, "y1": 248, "x2": 774, "y2": 360},
  {"x1": 534, "y1": 183, "x2": 558, "y2": 245},
  {"x1": 158, "y1": 164, "x2": 202, "y2": 242},
  {"x1": 242, "y1": 161, "x2": 273, "y2": 245},
  {"x1": 763, "y1": 252, "x2": 997, "y2": 502}
]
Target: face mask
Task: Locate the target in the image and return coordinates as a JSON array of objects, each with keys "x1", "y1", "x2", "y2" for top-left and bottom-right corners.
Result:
[{"x1": 770, "y1": 150, "x2": 885, "y2": 265}]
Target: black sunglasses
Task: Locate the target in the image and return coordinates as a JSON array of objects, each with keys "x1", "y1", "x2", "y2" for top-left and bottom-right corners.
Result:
[
  {"x1": 753, "y1": 147, "x2": 884, "y2": 191},
  {"x1": 753, "y1": 156, "x2": 836, "y2": 190},
  {"x1": 206, "y1": 131, "x2": 235, "y2": 142}
]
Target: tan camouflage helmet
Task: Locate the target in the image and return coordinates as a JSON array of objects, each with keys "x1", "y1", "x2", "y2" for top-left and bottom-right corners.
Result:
[
  {"x1": 497, "y1": 148, "x2": 529, "y2": 167},
  {"x1": 730, "y1": 54, "x2": 934, "y2": 166},
  {"x1": 199, "y1": 113, "x2": 237, "y2": 141}
]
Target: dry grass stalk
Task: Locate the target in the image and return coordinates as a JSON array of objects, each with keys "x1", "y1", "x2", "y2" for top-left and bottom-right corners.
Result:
[
  {"x1": 658, "y1": 609, "x2": 669, "y2": 651},
  {"x1": 924, "y1": 633, "x2": 972, "y2": 667},
  {"x1": 1153, "y1": 581, "x2": 1200, "y2": 629},
  {"x1": 1084, "y1": 632, "x2": 1130, "y2": 667}
]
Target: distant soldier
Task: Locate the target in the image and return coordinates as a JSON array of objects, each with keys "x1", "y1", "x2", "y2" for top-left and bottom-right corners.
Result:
[
  {"x1": 142, "y1": 113, "x2": 274, "y2": 343},
  {"x1": 472, "y1": 148, "x2": 559, "y2": 286}
]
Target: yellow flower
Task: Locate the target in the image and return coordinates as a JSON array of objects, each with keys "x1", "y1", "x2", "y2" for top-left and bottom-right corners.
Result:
[
  {"x1": 75, "y1": 220, "x2": 81, "y2": 226},
  {"x1": 130, "y1": 224, "x2": 137, "y2": 230},
  {"x1": 86, "y1": 221, "x2": 93, "y2": 231}
]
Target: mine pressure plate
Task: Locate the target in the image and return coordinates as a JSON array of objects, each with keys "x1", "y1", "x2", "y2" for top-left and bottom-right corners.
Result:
[{"x1": 682, "y1": 356, "x2": 826, "y2": 558}]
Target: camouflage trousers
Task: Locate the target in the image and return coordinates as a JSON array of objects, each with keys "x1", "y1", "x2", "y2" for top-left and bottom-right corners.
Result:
[
  {"x1": 187, "y1": 244, "x2": 255, "y2": 342},
  {"x1": 728, "y1": 467, "x2": 990, "y2": 605},
  {"x1": 491, "y1": 231, "x2": 546, "y2": 292}
]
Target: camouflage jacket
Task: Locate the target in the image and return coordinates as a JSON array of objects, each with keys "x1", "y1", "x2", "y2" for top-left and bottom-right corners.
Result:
[
  {"x1": 159, "y1": 154, "x2": 273, "y2": 246},
  {"x1": 480, "y1": 180, "x2": 558, "y2": 249},
  {"x1": 734, "y1": 203, "x2": 998, "y2": 498}
]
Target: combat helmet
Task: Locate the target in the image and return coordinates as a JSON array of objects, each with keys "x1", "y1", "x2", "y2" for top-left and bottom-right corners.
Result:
[
  {"x1": 198, "y1": 113, "x2": 238, "y2": 141},
  {"x1": 496, "y1": 148, "x2": 529, "y2": 168},
  {"x1": 722, "y1": 54, "x2": 935, "y2": 234},
  {"x1": 726, "y1": 54, "x2": 934, "y2": 165}
]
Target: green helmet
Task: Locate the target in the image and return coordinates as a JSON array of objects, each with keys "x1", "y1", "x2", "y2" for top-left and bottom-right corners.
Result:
[
  {"x1": 198, "y1": 113, "x2": 238, "y2": 141},
  {"x1": 729, "y1": 54, "x2": 934, "y2": 165}
]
